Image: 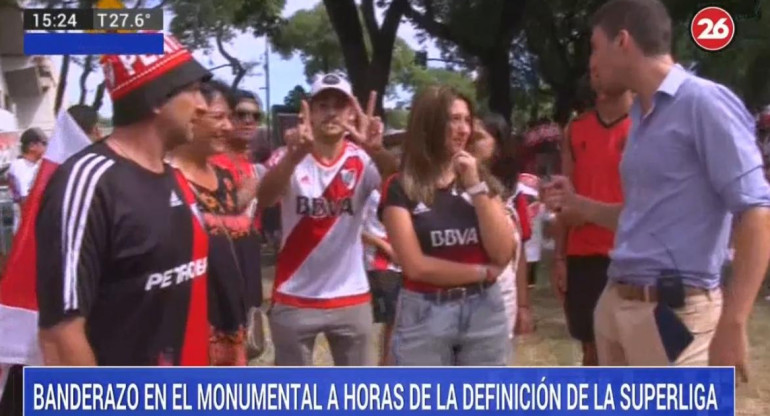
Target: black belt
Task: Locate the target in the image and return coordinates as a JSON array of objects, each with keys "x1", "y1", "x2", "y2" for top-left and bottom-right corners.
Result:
[{"x1": 417, "y1": 280, "x2": 496, "y2": 303}]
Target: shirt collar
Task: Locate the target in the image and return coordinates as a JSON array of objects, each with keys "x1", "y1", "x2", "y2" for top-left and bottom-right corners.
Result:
[{"x1": 657, "y1": 64, "x2": 688, "y2": 97}]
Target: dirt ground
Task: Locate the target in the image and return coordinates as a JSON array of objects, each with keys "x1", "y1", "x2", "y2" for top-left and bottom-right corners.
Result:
[{"x1": 252, "y1": 258, "x2": 770, "y2": 415}]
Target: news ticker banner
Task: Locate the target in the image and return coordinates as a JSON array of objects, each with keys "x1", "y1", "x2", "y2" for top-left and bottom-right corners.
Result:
[
  {"x1": 24, "y1": 367, "x2": 735, "y2": 415},
  {"x1": 23, "y1": 33, "x2": 164, "y2": 55}
]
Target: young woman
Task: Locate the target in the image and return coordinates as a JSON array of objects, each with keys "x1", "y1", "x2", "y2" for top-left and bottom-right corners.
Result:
[
  {"x1": 380, "y1": 86, "x2": 516, "y2": 366},
  {"x1": 470, "y1": 116, "x2": 535, "y2": 346},
  {"x1": 168, "y1": 80, "x2": 259, "y2": 365},
  {"x1": 210, "y1": 88, "x2": 266, "y2": 360}
]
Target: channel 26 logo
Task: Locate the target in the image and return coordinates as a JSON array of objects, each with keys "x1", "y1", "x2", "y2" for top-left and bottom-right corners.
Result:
[{"x1": 690, "y1": 7, "x2": 735, "y2": 51}]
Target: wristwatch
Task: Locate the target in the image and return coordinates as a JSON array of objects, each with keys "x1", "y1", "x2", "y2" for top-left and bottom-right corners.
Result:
[{"x1": 466, "y1": 181, "x2": 489, "y2": 197}]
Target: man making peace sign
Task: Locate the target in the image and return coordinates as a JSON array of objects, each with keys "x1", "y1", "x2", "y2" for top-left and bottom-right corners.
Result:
[{"x1": 258, "y1": 73, "x2": 397, "y2": 366}]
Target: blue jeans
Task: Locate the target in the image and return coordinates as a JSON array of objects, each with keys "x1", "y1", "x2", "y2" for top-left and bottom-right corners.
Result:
[{"x1": 391, "y1": 282, "x2": 509, "y2": 366}]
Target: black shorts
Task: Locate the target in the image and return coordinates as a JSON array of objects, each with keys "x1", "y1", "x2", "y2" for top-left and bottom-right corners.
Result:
[
  {"x1": 367, "y1": 270, "x2": 402, "y2": 324},
  {"x1": 565, "y1": 255, "x2": 610, "y2": 343}
]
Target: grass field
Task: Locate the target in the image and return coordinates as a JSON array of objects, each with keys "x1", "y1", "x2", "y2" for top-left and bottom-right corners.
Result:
[{"x1": 252, "y1": 256, "x2": 770, "y2": 415}]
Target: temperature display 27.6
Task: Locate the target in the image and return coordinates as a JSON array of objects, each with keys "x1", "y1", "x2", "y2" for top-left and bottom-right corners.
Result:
[{"x1": 93, "y1": 9, "x2": 163, "y2": 31}]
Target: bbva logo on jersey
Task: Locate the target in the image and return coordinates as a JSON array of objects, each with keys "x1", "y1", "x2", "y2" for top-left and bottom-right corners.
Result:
[
  {"x1": 296, "y1": 196, "x2": 354, "y2": 218},
  {"x1": 430, "y1": 227, "x2": 479, "y2": 248}
]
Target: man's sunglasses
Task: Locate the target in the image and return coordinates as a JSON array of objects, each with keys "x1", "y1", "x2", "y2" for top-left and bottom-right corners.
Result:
[{"x1": 233, "y1": 110, "x2": 262, "y2": 123}]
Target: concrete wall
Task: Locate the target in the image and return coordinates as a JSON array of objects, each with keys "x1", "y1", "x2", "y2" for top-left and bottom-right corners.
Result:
[
  {"x1": 0, "y1": 7, "x2": 60, "y2": 135},
  {"x1": 2, "y1": 56, "x2": 60, "y2": 134}
]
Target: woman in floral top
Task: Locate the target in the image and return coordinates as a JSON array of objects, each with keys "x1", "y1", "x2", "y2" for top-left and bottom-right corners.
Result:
[{"x1": 169, "y1": 80, "x2": 259, "y2": 365}]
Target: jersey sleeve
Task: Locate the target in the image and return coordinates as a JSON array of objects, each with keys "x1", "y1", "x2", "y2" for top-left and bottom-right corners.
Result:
[
  {"x1": 36, "y1": 160, "x2": 113, "y2": 329},
  {"x1": 360, "y1": 158, "x2": 381, "y2": 197},
  {"x1": 264, "y1": 146, "x2": 288, "y2": 170},
  {"x1": 378, "y1": 174, "x2": 410, "y2": 220}
]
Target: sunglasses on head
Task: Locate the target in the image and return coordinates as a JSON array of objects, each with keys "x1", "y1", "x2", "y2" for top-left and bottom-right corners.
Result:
[{"x1": 234, "y1": 110, "x2": 261, "y2": 123}]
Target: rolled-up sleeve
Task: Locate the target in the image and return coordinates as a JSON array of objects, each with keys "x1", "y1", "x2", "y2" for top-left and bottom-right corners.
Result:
[{"x1": 694, "y1": 84, "x2": 770, "y2": 213}]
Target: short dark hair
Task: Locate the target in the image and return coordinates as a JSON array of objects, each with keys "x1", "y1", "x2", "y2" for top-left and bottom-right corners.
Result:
[
  {"x1": 228, "y1": 89, "x2": 262, "y2": 111},
  {"x1": 67, "y1": 104, "x2": 98, "y2": 135},
  {"x1": 20, "y1": 127, "x2": 46, "y2": 153},
  {"x1": 590, "y1": 0, "x2": 672, "y2": 56},
  {"x1": 200, "y1": 79, "x2": 233, "y2": 106}
]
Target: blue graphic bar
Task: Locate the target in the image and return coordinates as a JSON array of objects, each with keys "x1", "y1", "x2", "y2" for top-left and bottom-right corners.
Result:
[
  {"x1": 24, "y1": 367, "x2": 735, "y2": 415},
  {"x1": 23, "y1": 33, "x2": 164, "y2": 55}
]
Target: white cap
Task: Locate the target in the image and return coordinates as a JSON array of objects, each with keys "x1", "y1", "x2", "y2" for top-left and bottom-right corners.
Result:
[{"x1": 310, "y1": 73, "x2": 353, "y2": 99}]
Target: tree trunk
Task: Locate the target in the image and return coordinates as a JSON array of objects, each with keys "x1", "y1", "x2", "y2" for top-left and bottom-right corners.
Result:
[
  {"x1": 92, "y1": 81, "x2": 106, "y2": 111},
  {"x1": 481, "y1": 47, "x2": 512, "y2": 120},
  {"x1": 78, "y1": 55, "x2": 94, "y2": 105},
  {"x1": 54, "y1": 55, "x2": 70, "y2": 115},
  {"x1": 365, "y1": 55, "x2": 391, "y2": 116},
  {"x1": 474, "y1": 66, "x2": 489, "y2": 107},
  {"x1": 232, "y1": 68, "x2": 246, "y2": 89},
  {"x1": 324, "y1": 0, "x2": 408, "y2": 116},
  {"x1": 553, "y1": 89, "x2": 574, "y2": 126},
  {"x1": 323, "y1": 0, "x2": 369, "y2": 104},
  {"x1": 215, "y1": 30, "x2": 245, "y2": 90}
]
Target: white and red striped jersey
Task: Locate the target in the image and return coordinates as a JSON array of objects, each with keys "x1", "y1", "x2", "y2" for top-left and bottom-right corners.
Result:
[
  {"x1": 269, "y1": 142, "x2": 381, "y2": 308},
  {"x1": 362, "y1": 189, "x2": 400, "y2": 273}
]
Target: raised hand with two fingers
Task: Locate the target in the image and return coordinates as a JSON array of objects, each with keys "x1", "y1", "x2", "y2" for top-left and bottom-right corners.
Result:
[
  {"x1": 285, "y1": 100, "x2": 315, "y2": 164},
  {"x1": 343, "y1": 90, "x2": 384, "y2": 152}
]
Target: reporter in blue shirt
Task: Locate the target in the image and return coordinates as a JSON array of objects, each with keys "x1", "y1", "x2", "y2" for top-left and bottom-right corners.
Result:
[{"x1": 542, "y1": 0, "x2": 770, "y2": 380}]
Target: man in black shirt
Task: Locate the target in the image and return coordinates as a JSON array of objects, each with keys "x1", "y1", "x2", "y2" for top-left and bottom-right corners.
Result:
[{"x1": 36, "y1": 35, "x2": 212, "y2": 366}]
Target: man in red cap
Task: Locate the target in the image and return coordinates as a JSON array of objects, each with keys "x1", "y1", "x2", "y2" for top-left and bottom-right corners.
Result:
[{"x1": 35, "y1": 35, "x2": 212, "y2": 366}]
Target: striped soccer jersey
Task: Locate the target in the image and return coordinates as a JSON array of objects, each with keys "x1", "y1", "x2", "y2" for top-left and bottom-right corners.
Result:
[
  {"x1": 268, "y1": 142, "x2": 381, "y2": 308},
  {"x1": 36, "y1": 141, "x2": 209, "y2": 366}
]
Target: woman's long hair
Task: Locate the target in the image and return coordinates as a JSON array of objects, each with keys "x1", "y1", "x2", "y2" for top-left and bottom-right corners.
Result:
[{"x1": 401, "y1": 86, "x2": 500, "y2": 204}]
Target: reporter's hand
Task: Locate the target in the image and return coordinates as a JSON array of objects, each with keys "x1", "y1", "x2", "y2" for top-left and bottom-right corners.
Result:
[
  {"x1": 540, "y1": 175, "x2": 576, "y2": 213},
  {"x1": 709, "y1": 321, "x2": 749, "y2": 383}
]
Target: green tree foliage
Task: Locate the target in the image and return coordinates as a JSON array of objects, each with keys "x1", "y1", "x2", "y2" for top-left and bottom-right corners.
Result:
[
  {"x1": 672, "y1": 0, "x2": 770, "y2": 110},
  {"x1": 385, "y1": 107, "x2": 409, "y2": 129},
  {"x1": 282, "y1": 85, "x2": 309, "y2": 112},
  {"x1": 520, "y1": 0, "x2": 604, "y2": 124},
  {"x1": 271, "y1": 3, "x2": 474, "y2": 108},
  {"x1": 168, "y1": 0, "x2": 284, "y2": 88},
  {"x1": 404, "y1": 0, "x2": 527, "y2": 119},
  {"x1": 270, "y1": 3, "x2": 342, "y2": 83}
]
